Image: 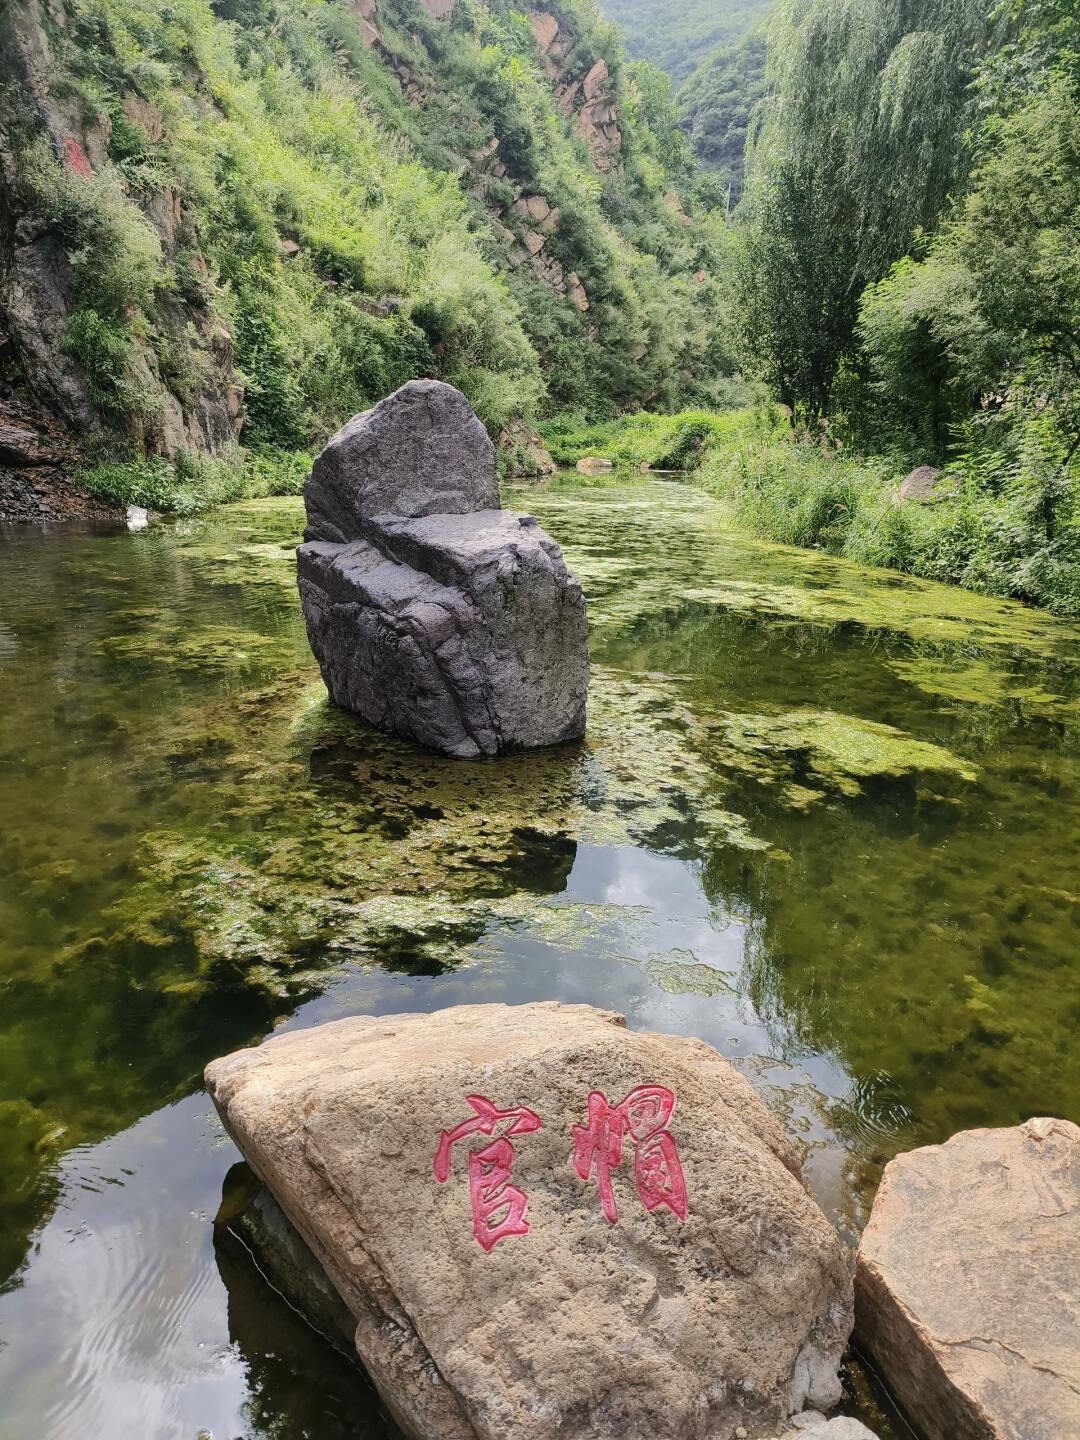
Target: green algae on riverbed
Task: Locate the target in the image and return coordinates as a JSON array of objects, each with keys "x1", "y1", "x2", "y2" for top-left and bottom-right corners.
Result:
[
  {"x1": 0, "y1": 478, "x2": 1077, "y2": 1435},
  {"x1": 62, "y1": 658, "x2": 986, "y2": 1007},
  {"x1": 523, "y1": 477, "x2": 1079, "y2": 665}
]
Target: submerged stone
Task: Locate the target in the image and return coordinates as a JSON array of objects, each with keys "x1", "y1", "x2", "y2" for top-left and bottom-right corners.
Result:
[
  {"x1": 206, "y1": 1001, "x2": 854, "y2": 1440},
  {"x1": 297, "y1": 381, "x2": 588, "y2": 757}
]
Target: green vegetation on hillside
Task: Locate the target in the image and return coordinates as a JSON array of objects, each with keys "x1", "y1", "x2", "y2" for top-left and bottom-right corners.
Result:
[
  {"x1": 2, "y1": 0, "x2": 737, "y2": 468},
  {"x1": 598, "y1": 0, "x2": 769, "y2": 85},
  {"x1": 3, "y1": 0, "x2": 1076, "y2": 613},
  {"x1": 677, "y1": 31, "x2": 765, "y2": 205},
  {"x1": 597, "y1": 0, "x2": 770, "y2": 201}
]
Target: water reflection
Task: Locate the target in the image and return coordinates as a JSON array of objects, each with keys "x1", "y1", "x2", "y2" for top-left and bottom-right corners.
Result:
[
  {"x1": 0, "y1": 911, "x2": 863, "y2": 1439},
  {"x1": 0, "y1": 484, "x2": 1076, "y2": 1437}
]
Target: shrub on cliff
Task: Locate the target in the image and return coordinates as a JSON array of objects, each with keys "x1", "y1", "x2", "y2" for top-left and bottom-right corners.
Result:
[{"x1": 1, "y1": 0, "x2": 733, "y2": 458}]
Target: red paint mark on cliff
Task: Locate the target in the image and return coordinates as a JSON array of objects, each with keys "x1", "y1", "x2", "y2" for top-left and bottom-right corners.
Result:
[{"x1": 62, "y1": 136, "x2": 93, "y2": 178}]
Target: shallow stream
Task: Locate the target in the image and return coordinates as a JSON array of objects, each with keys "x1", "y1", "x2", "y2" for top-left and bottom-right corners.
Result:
[{"x1": 1, "y1": 475, "x2": 1077, "y2": 1438}]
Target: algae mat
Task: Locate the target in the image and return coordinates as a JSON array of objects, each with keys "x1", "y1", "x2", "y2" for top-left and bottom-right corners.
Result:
[{"x1": 0, "y1": 479, "x2": 1076, "y2": 1440}]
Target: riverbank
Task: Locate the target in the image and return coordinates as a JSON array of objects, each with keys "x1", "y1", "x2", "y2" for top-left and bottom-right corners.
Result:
[
  {"x1": 76, "y1": 446, "x2": 312, "y2": 515},
  {"x1": 539, "y1": 408, "x2": 1080, "y2": 618},
  {"x1": 7, "y1": 400, "x2": 1077, "y2": 621}
]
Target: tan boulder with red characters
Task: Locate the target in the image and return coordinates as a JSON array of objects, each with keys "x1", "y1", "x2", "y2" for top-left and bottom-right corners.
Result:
[{"x1": 205, "y1": 1002, "x2": 853, "y2": 1440}]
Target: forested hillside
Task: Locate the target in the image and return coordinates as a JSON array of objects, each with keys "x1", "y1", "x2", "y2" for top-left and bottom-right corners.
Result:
[
  {"x1": 597, "y1": 0, "x2": 767, "y2": 84},
  {"x1": 677, "y1": 31, "x2": 764, "y2": 203},
  {"x1": 598, "y1": 0, "x2": 770, "y2": 203},
  {"x1": 0, "y1": 0, "x2": 732, "y2": 489},
  {"x1": 723, "y1": 0, "x2": 1079, "y2": 614}
]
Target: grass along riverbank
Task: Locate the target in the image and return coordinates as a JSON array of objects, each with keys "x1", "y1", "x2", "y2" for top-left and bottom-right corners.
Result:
[
  {"x1": 540, "y1": 407, "x2": 1080, "y2": 618},
  {"x1": 77, "y1": 447, "x2": 312, "y2": 516},
  {"x1": 80, "y1": 401, "x2": 1078, "y2": 618}
]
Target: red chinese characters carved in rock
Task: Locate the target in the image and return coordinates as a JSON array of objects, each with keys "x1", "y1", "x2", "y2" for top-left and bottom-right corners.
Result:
[
  {"x1": 572, "y1": 1085, "x2": 688, "y2": 1223},
  {"x1": 433, "y1": 1095, "x2": 542, "y2": 1252}
]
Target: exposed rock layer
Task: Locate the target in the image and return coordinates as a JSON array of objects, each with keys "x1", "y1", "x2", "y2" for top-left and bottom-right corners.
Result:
[
  {"x1": 855, "y1": 1117, "x2": 1080, "y2": 1440},
  {"x1": 206, "y1": 1001, "x2": 855, "y2": 1440},
  {"x1": 1, "y1": 0, "x2": 243, "y2": 462},
  {"x1": 0, "y1": 398, "x2": 118, "y2": 522}
]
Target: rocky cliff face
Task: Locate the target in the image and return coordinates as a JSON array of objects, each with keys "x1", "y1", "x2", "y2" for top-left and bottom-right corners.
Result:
[
  {"x1": 0, "y1": 0, "x2": 245, "y2": 515},
  {"x1": 358, "y1": 0, "x2": 632, "y2": 321},
  {"x1": 0, "y1": 0, "x2": 722, "y2": 518}
]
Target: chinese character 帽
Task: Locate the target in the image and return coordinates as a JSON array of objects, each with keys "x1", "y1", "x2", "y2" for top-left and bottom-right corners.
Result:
[
  {"x1": 433, "y1": 1095, "x2": 542, "y2": 1252},
  {"x1": 572, "y1": 1085, "x2": 688, "y2": 1223}
]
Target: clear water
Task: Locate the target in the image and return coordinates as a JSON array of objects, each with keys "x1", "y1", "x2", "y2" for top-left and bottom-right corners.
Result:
[{"x1": 0, "y1": 475, "x2": 1077, "y2": 1439}]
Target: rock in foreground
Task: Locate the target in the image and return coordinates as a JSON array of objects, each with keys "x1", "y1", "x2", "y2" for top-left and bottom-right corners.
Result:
[
  {"x1": 297, "y1": 380, "x2": 587, "y2": 757},
  {"x1": 774, "y1": 1415, "x2": 880, "y2": 1439},
  {"x1": 206, "y1": 1002, "x2": 854, "y2": 1440},
  {"x1": 855, "y1": 1116, "x2": 1080, "y2": 1440}
]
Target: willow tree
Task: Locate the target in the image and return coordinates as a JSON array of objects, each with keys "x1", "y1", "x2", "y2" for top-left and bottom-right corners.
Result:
[{"x1": 736, "y1": 0, "x2": 998, "y2": 418}]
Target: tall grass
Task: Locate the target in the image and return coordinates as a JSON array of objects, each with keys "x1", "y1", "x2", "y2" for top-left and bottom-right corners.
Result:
[
  {"x1": 539, "y1": 397, "x2": 768, "y2": 470},
  {"x1": 79, "y1": 447, "x2": 311, "y2": 516},
  {"x1": 700, "y1": 428, "x2": 1080, "y2": 617}
]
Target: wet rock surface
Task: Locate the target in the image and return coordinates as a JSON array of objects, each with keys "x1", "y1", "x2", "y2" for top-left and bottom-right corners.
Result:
[
  {"x1": 855, "y1": 1117, "x2": 1080, "y2": 1440},
  {"x1": 206, "y1": 1001, "x2": 854, "y2": 1440},
  {"x1": 297, "y1": 380, "x2": 587, "y2": 757}
]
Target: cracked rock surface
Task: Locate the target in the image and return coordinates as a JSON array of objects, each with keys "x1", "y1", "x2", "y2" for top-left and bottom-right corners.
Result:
[
  {"x1": 297, "y1": 380, "x2": 587, "y2": 756},
  {"x1": 206, "y1": 1002, "x2": 854, "y2": 1440},
  {"x1": 855, "y1": 1116, "x2": 1080, "y2": 1440}
]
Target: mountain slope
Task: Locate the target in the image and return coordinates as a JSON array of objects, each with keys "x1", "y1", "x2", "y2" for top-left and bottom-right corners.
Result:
[
  {"x1": 597, "y1": 0, "x2": 770, "y2": 201},
  {"x1": 597, "y1": 0, "x2": 769, "y2": 85},
  {"x1": 677, "y1": 31, "x2": 766, "y2": 203},
  {"x1": 0, "y1": 0, "x2": 733, "y2": 488}
]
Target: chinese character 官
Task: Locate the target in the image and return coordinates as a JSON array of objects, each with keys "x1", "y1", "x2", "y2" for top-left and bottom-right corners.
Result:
[
  {"x1": 572, "y1": 1085, "x2": 688, "y2": 1223},
  {"x1": 433, "y1": 1095, "x2": 542, "y2": 1251}
]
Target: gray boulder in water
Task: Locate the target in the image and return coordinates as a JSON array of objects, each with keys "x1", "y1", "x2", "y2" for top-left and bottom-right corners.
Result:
[{"x1": 297, "y1": 380, "x2": 588, "y2": 758}]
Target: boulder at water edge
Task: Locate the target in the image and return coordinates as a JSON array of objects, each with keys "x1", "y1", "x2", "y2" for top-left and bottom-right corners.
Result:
[
  {"x1": 297, "y1": 380, "x2": 588, "y2": 757},
  {"x1": 855, "y1": 1116, "x2": 1080, "y2": 1440},
  {"x1": 206, "y1": 1002, "x2": 854, "y2": 1440},
  {"x1": 774, "y1": 1415, "x2": 879, "y2": 1439}
]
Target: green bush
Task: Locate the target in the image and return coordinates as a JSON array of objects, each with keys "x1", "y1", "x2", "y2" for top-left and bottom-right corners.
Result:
[
  {"x1": 243, "y1": 446, "x2": 312, "y2": 496},
  {"x1": 79, "y1": 453, "x2": 243, "y2": 514},
  {"x1": 79, "y1": 445, "x2": 314, "y2": 514},
  {"x1": 20, "y1": 138, "x2": 164, "y2": 317},
  {"x1": 63, "y1": 310, "x2": 146, "y2": 418}
]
